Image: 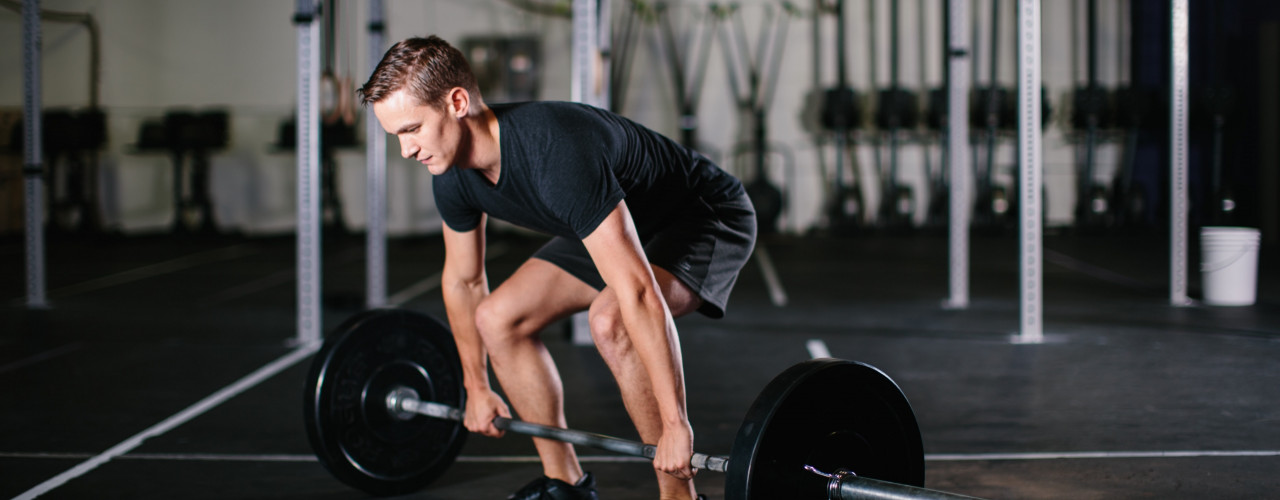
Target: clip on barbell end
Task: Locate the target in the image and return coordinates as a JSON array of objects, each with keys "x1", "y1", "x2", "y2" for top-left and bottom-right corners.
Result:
[{"x1": 805, "y1": 465, "x2": 855, "y2": 499}]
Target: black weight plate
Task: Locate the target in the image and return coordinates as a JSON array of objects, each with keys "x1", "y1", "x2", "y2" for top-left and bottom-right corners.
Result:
[
  {"x1": 726, "y1": 359, "x2": 925, "y2": 500},
  {"x1": 304, "y1": 309, "x2": 468, "y2": 496}
]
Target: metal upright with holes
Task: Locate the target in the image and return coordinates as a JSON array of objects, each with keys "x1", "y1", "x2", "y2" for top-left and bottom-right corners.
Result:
[
  {"x1": 366, "y1": 0, "x2": 388, "y2": 309},
  {"x1": 1015, "y1": 0, "x2": 1043, "y2": 343},
  {"x1": 569, "y1": 0, "x2": 610, "y2": 344},
  {"x1": 571, "y1": 0, "x2": 608, "y2": 108},
  {"x1": 946, "y1": 0, "x2": 971, "y2": 310},
  {"x1": 23, "y1": 0, "x2": 47, "y2": 309},
  {"x1": 1169, "y1": 0, "x2": 1191, "y2": 306},
  {"x1": 296, "y1": 0, "x2": 322, "y2": 345}
]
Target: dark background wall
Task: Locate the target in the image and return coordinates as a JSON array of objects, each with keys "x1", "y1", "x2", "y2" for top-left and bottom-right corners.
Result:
[{"x1": 1133, "y1": 0, "x2": 1280, "y2": 239}]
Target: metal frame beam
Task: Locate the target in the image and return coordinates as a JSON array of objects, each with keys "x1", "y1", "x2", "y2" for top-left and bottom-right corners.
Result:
[
  {"x1": 295, "y1": 0, "x2": 322, "y2": 346},
  {"x1": 1014, "y1": 0, "x2": 1043, "y2": 343},
  {"x1": 945, "y1": 0, "x2": 971, "y2": 310},
  {"x1": 571, "y1": 0, "x2": 609, "y2": 108},
  {"x1": 569, "y1": 0, "x2": 611, "y2": 345},
  {"x1": 23, "y1": 0, "x2": 48, "y2": 310},
  {"x1": 366, "y1": 0, "x2": 388, "y2": 309},
  {"x1": 1169, "y1": 0, "x2": 1191, "y2": 306}
]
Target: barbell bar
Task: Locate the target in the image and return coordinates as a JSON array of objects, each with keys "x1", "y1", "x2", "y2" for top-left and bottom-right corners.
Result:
[
  {"x1": 383, "y1": 386, "x2": 981, "y2": 500},
  {"x1": 304, "y1": 308, "x2": 983, "y2": 499},
  {"x1": 387, "y1": 385, "x2": 730, "y2": 471}
]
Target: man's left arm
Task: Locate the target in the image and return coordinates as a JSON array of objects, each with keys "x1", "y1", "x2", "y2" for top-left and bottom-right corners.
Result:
[{"x1": 581, "y1": 200, "x2": 695, "y2": 480}]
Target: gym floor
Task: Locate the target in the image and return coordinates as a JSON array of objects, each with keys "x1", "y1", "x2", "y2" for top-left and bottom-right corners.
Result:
[{"x1": 1, "y1": 229, "x2": 1277, "y2": 499}]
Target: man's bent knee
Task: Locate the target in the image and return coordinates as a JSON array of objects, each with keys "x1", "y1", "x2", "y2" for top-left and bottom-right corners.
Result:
[
  {"x1": 474, "y1": 296, "x2": 540, "y2": 348},
  {"x1": 587, "y1": 297, "x2": 630, "y2": 359}
]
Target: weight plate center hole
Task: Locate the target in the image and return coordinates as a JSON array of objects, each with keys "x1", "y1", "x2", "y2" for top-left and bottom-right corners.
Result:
[{"x1": 386, "y1": 386, "x2": 420, "y2": 422}]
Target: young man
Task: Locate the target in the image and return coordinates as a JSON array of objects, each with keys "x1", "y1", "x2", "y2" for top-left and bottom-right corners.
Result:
[{"x1": 360, "y1": 36, "x2": 756, "y2": 500}]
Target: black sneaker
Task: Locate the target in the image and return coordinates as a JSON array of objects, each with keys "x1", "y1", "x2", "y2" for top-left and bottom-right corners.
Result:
[{"x1": 507, "y1": 471, "x2": 599, "y2": 500}]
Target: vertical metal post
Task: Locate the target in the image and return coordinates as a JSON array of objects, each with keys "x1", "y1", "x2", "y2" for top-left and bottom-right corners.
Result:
[
  {"x1": 597, "y1": 0, "x2": 612, "y2": 110},
  {"x1": 1014, "y1": 0, "x2": 1043, "y2": 343},
  {"x1": 570, "y1": 0, "x2": 610, "y2": 344},
  {"x1": 945, "y1": 0, "x2": 971, "y2": 309},
  {"x1": 296, "y1": 0, "x2": 323, "y2": 345},
  {"x1": 23, "y1": 0, "x2": 48, "y2": 310},
  {"x1": 572, "y1": 0, "x2": 607, "y2": 108},
  {"x1": 1169, "y1": 0, "x2": 1191, "y2": 306},
  {"x1": 365, "y1": 0, "x2": 387, "y2": 309}
]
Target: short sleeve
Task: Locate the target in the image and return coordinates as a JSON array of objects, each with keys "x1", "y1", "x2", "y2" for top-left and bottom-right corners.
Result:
[
  {"x1": 538, "y1": 136, "x2": 625, "y2": 239},
  {"x1": 433, "y1": 170, "x2": 483, "y2": 233}
]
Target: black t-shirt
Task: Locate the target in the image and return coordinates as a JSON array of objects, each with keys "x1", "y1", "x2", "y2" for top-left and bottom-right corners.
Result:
[{"x1": 433, "y1": 101, "x2": 744, "y2": 240}]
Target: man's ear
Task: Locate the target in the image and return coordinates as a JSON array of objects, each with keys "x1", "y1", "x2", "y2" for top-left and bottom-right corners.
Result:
[{"x1": 447, "y1": 87, "x2": 470, "y2": 118}]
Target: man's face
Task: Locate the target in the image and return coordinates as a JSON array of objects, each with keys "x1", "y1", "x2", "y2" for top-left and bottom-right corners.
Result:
[{"x1": 373, "y1": 88, "x2": 462, "y2": 176}]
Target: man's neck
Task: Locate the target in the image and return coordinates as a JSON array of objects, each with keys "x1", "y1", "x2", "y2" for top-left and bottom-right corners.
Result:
[{"x1": 463, "y1": 106, "x2": 501, "y2": 184}]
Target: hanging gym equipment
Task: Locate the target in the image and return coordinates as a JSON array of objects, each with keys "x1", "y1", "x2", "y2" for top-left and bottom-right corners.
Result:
[
  {"x1": 874, "y1": 0, "x2": 919, "y2": 230},
  {"x1": 823, "y1": 0, "x2": 866, "y2": 236},
  {"x1": 923, "y1": 0, "x2": 949, "y2": 230},
  {"x1": 717, "y1": 2, "x2": 798, "y2": 235},
  {"x1": 1108, "y1": 0, "x2": 1154, "y2": 230},
  {"x1": 656, "y1": 1, "x2": 720, "y2": 152},
  {"x1": 1071, "y1": 0, "x2": 1115, "y2": 230},
  {"x1": 1199, "y1": 2, "x2": 1237, "y2": 227},
  {"x1": 970, "y1": 0, "x2": 1012, "y2": 231},
  {"x1": 277, "y1": 0, "x2": 357, "y2": 234}
]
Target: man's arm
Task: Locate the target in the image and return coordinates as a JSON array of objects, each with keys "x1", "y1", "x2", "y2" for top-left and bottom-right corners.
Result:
[
  {"x1": 581, "y1": 200, "x2": 695, "y2": 480},
  {"x1": 440, "y1": 216, "x2": 509, "y2": 437}
]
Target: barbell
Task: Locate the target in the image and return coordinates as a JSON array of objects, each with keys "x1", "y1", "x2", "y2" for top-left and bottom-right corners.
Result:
[{"x1": 303, "y1": 308, "x2": 981, "y2": 499}]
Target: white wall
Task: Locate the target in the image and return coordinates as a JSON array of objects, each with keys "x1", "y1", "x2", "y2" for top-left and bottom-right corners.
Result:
[{"x1": 0, "y1": 0, "x2": 1133, "y2": 235}]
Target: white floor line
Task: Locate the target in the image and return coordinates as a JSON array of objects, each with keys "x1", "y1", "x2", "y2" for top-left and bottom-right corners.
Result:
[
  {"x1": 12, "y1": 342, "x2": 320, "y2": 500},
  {"x1": 0, "y1": 343, "x2": 84, "y2": 375},
  {"x1": 753, "y1": 245, "x2": 788, "y2": 307},
  {"x1": 48, "y1": 244, "x2": 258, "y2": 299},
  {"x1": 386, "y1": 243, "x2": 508, "y2": 308},
  {"x1": 806, "y1": 339, "x2": 832, "y2": 359}
]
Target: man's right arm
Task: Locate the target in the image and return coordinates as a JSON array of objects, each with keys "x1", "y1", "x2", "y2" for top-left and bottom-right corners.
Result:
[{"x1": 440, "y1": 216, "x2": 509, "y2": 436}]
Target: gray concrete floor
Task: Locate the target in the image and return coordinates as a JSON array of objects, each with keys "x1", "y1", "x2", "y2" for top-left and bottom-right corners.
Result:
[{"x1": 1, "y1": 229, "x2": 1277, "y2": 499}]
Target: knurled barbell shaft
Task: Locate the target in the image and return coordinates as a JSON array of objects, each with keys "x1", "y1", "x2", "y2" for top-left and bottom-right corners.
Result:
[
  {"x1": 389, "y1": 387, "x2": 729, "y2": 473},
  {"x1": 838, "y1": 477, "x2": 983, "y2": 500},
  {"x1": 807, "y1": 466, "x2": 984, "y2": 500}
]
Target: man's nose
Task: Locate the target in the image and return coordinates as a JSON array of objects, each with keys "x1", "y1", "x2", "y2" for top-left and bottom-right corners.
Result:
[{"x1": 400, "y1": 139, "x2": 416, "y2": 160}]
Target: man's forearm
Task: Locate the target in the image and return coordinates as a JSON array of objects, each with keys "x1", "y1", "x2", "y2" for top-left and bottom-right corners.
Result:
[
  {"x1": 618, "y1": 286, "x2": 689, "y2": 426},
  {"x1": 442, "y1": 277, "x2": 491, "y2": 391}
]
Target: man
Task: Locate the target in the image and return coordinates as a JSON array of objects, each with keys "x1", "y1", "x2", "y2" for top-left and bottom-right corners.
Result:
[{"x1": 360, "y1": 36, "x2": 756, "y2": 500}]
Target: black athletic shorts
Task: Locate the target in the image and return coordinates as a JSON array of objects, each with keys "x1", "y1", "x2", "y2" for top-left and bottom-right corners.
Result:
[{"x1": 531, "y1": 193, "x2": 757, "y2": 318}]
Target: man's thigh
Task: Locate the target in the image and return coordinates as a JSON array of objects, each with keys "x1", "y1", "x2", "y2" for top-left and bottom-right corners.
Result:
[
  {"x1": 484, "y1": 257, "x2": 599, "y2": 330},
  {"x1": 534, "y1": 193, "x2": 757, "y2": 320},
  {"x1": 651, "y1": 265, "x2": 702, "y2": 318}
]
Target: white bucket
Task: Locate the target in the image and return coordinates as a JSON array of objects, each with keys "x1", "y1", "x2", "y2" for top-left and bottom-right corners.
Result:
[{"x1": 1200, "y1": 226, "x2": 1262, "y2": 306}]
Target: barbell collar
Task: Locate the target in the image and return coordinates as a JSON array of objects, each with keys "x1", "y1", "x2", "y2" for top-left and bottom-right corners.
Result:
[{"x1": 394, "y1": 389, "x2": 730, "y2": 473}]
